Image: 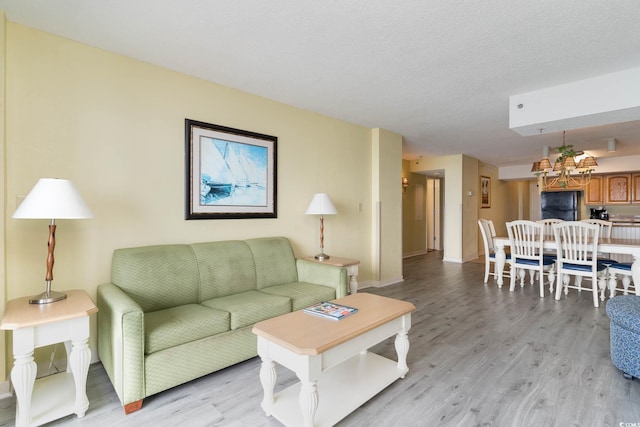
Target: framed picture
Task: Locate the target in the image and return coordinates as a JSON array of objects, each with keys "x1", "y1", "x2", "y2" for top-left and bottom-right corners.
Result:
[
  {"x1": 185, "y1": 119, "x2": 277, "y2": 219},
  {"x1": 480, "y1": 176, "x2": 491, "y2": 208}
]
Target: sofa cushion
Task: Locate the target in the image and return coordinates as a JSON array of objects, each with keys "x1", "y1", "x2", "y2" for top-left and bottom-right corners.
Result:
[
  {"x1": 260, "y1": 282, "x2": 337, "y2": 311},
  {"x1": 191, "y1": 240, "x2": 257, "y2": 300},
  {"x1": 245, "y1": 237, "x2": 298, "y2": 290},
  {"x1": 144, "y1": 304, "x2": 230, "y2": 354},
  {"x1": 112, "y1": 244, "x2": 200, "y2": 312},
  {"x1": 202, "y1": 291, "x2": 290, "y2": 329}
]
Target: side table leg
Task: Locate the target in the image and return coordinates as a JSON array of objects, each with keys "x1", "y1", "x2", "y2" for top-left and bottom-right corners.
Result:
[
  {"x1": 395, "y1": 330, "x2": 410, "y2": 378},
  {"x1": 349, "y1": 275, "x2": 358, "y2": 294},
  {"x1": 347, "y1": 265, "x2": 359, "y2": 294},
  {"x1": 69, "y1": 338, "x2": 91, "y2": 417},
  {"x1": 298, "y1": 380, "x2": 319, "y2": 427},
  {"x1": 12, "y1": 352, "x2": 37, "y2": 427},
  {"x1": 259, "y1": 357, "x2": 277, "y2": 416}
]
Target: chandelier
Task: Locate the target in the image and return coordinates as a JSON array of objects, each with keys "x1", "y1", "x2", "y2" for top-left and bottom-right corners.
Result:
[{"x1": 531, "y1": 131, "x2": 598, "y2": 190}]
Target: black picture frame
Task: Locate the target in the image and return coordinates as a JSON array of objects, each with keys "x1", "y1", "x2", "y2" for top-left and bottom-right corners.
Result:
[{"x1": 185, "y1": 119, "x2": 277, "y2": 219}]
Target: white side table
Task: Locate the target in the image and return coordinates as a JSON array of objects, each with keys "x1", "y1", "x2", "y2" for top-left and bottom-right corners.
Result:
[
  {"x1": 0, "y1": 289, "x2": 98, "y2": 427},
  {"x1": 304, "y1": 256, "x2": 360, "y2": 294}
]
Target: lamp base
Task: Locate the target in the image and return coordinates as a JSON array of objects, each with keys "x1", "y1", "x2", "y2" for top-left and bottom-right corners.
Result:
[
  {"x1": 29, "y1": 290, "x2": 67, "y2": 304},
  {"x1": 314, "y1": 253, "x2": 330, "y2": 261}
]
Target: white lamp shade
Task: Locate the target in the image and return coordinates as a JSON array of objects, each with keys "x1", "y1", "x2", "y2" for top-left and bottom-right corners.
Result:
[
  {"x1": 305, "y1": 193, "x2": 337, "y2": 215},
  {"x1": 12, "y1": 178, "x2": 94, "y2": 219}
]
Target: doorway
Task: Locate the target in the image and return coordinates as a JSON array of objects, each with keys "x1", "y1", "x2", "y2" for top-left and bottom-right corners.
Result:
[{"x1": 427, "y1": 178, "x2": 442, "y2": 250}]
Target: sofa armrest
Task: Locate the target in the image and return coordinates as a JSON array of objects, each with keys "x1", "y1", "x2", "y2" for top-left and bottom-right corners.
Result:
[
  {"x1": 97, "y1": 283, "x2": 145, "y2": 407},
  {"x1": 296, "y1": 259, "x2": 349, "y2": 298}
]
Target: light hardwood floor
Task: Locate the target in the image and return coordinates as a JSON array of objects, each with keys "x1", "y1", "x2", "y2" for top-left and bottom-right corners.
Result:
[{"x1": 1, "y1": 251, "x2": 639, "y2": 426}]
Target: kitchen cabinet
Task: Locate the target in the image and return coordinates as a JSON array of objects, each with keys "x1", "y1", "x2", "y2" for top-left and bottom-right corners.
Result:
[
  {"x1": 633, "y1": 173, "x2": 640, "y2": 203},
  {"x1": 585, "y1": 176, "x2": 604, "y2": 205},
  {"x1": 605, "y1": 174, "x2": 632, "y2": 204}
]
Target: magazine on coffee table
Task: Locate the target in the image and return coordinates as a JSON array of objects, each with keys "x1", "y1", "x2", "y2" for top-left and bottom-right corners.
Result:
[{"x1": 303, "y1": 301, "x2": 358, "y2": 320}]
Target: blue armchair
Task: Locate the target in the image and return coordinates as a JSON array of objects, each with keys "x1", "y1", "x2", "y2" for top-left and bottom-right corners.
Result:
[{"x1": 606, "y1": 295, "x2": 640, "y2": 379}]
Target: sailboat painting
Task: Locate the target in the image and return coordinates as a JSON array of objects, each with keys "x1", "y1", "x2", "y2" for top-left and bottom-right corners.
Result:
[
  {"x1": 186, "y1": 119, "x2": 277, "y2": 219},
  {"x1": 200, "y1": 137, "x2": 267, "y2": 205}
]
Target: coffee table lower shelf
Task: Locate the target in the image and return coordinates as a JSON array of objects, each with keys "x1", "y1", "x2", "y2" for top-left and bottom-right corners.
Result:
[{"x1": 265, "y1": 351, "x2": 403, "y2": 427}]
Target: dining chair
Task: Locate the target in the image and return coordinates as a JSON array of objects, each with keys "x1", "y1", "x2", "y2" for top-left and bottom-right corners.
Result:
[
  {"x1": 552, "y1": 221, "x2": 608, "y2": 307},
  {"x1": 478, "y1": 219, "x2": 510, "y2": 284},
  {"x1": 580, "y1": 218, "x2": 613, "y2": 258},
  {"x1": 537, "y1": 218, "x2": 564, "y2": 241},
  {"x1": 536, "y1": 218, "x2": 563, "y2": 292},
  {"x1": 580, "y1": 218, "x2": 613, "y2": 238},
  {"x1": 506, "y1": 220, "x2": 555, "y2": 297},
  {"x1": 607, "y1": 262, "x2": 638, "y2": 297},
  {"x1": 578, "y1": 219, "x2": 616, "y2": 291}
]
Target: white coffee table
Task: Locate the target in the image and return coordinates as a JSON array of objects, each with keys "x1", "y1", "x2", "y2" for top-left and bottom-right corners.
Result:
[{"x1": 252, "y1": 293, "x2": 415, "y2": 427}]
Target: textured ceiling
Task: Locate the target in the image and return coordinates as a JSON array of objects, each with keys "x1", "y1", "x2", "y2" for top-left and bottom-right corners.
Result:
[{"x1": 1, "y1": 0, "x2": 640, "y2": 168}]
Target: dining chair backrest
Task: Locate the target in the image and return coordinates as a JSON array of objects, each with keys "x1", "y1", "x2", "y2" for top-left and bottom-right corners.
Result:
[
  {"x1": 506, "y1": 220, "x2": 544, "y2": 263},
  {"x1": 507, "y1": 220, "x2": 555, "y2": 297},
  {"x1": 537, "y1": 218, "x2": 564, "y2": 240},
  {"x1": 552, "y1": 221, "x2": 600, "y2": 268},
  {"x1": 580, "y1": 219, "x2": 612, "y2": 238},
  {"x1": 478, "y1": 219, "x2": 496, "y2": 254},
  {"x1": 552, "y1": 220, "x2": 606, "y2": 307}
]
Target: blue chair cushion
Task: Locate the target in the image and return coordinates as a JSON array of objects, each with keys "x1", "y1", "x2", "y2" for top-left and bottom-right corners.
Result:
[
  {"x1": 596, "y1": 258, "x2": 617, "y2": 265},
  {"x1": 610, "y1": 262, "x2": 632, "y2": 272},
  {"x1": 562, "y1": 262, "x2": 607, "y2": 272},
  {"x1": 488, "y1": 253, "x2": 511, "y2": 260},
  {"x1": 515, "y1": 257, "x2": 555, "y2": 266}
]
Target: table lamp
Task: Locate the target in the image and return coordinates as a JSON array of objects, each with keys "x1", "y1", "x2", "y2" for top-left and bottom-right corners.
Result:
[
  {"x1": 305, "y1": 193, "x2": 337, "y2": 260},
  {"x1": 12, "y1": 178, "x2": 93, "y2": 304}
]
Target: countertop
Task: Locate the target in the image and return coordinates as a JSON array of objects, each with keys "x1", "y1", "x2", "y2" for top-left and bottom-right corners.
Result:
[{"x1": 609, "y1": 215, "x2": 640, "y2": 224}]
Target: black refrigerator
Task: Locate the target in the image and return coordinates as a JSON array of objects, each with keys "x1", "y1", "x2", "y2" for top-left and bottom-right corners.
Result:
[{"x1": 540, "y1": 191, "x2": 578, "y2": 221}]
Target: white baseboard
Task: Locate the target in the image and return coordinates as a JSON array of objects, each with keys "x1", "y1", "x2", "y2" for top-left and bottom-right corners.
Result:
[
  {"x1": 358, "y1": 276, "x2": 404, "y2": 289},
  {"x1": 443, "y1": 254, "x2": 480, "y2": 263},
  {"x1": 37, "y1": 357, "x2": 67, "y2": 378},
  {"x1": 0, "y1": 380, "x2": 11, "y2": 400},
  {"x1": 463, "y1": 252, "x2": 480, "y2": 263},
  {"x1": 403, "y1": 250, "x2": 428, "y2": 259}
]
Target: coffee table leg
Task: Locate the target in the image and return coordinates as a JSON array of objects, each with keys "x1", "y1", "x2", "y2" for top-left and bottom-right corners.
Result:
[
  {"x1": 395, "y1": 328, "x2": 410, "y2": 378},
  {"x1": 259, "y1": 356, "x2": 276, "y2": 416},
  {"x1": 298, "y1": 380, "x2": 319, "y2": 427}
]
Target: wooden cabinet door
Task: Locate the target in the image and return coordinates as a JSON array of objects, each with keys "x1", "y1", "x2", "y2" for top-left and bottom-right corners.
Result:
[
  {"x1": 605, "y1": 174, "x2": 631, "y2": 204},
  {"x1": 584, "y1": 176, "x2": 604, "y2": 205},
  {"x1": 632, "y1": 173, "x2": 640, "y2": 203}
]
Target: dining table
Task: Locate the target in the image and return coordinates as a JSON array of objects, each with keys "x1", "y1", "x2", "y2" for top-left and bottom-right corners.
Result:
[{"x1": 492, "y1": 236, "x2": 640, "y2": 296}]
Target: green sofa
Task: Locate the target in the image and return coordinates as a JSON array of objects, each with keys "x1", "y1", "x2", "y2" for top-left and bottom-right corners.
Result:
[{"x1": 97, "y1": 236, "x2": 348, "y2": 414}]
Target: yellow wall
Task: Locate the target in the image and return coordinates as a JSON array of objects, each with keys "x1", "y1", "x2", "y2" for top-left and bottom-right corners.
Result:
[
  {"x1": 1, "y1": 23, "x2": 402, "y2": 379},
  {"x1": 411, "y1": 154, "x2": 464, "y2": 261},
  {"x1": 477, "y1": 162, "x2": 530, "y2": 254},
  {"x1": 371, "y1": 129, "x2": 403, "y2": 284},
  {"x1": 401, "y1": 160, "x2": 427, "y2": 257},
  {"x1": 462, "y1": 155, "x2": 479, "y2": 261},
  {"x1": 0, "y1": 12, "x2": 7, "y2": 387},
  {"x1": 406, "y1": 156, "x2": 530, "y2": 262}
]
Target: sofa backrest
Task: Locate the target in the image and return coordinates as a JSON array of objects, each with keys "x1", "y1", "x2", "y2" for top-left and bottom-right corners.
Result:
[
  {"x1": 110, "y1": 237, "x2": 299, "y2": 311},
  {"x1": 245, "y1": 237, "x2": 298, "y2": 289},
  {"x1": 191, "y1": 240, "x2": 257, "y2": 300},
  {"x1": 111, "y1": 244, "x2": 200, "y2": 312}
]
